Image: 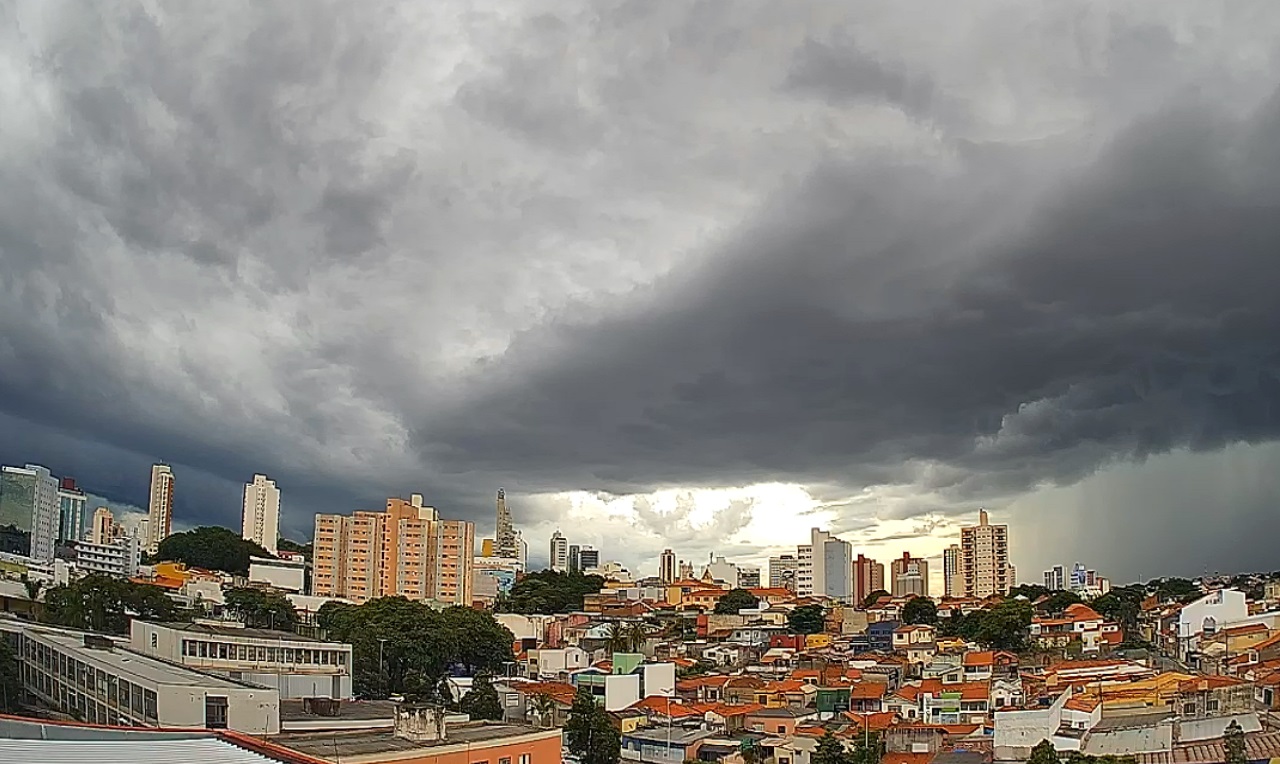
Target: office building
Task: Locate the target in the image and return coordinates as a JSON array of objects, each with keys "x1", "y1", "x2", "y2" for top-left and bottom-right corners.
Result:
[
  {"x1": 57, "y1": 477, "x2": 87, "y2": 543},
  {"x1": 0, "y1": 619, "x2": 280, "y2": 733},
  {"x1": 737, "y1": 565, "x2": 760, "y2": 588},
  {"x1": 802, "y1": 528, "x2": 853, "y2": 601},
  {"x1": 568, "y1": 543, "x2": 581, "y2": 573},
  {"x1": 146, "y1": 463, "x2": 175, "y2": 555},
  {"x1": 130, "y1": 620, "x2": 353, "y2": 700},
  {"x1": 76, "y1": 535, "x2": 141, "y2": 578},
  {"x1": 90, "y1": 506, "x2": 118, "y2": 545},
  {"x1": 944, "y1": 544, "x2": 964, "y2": 598},
  {"x1": 578, "y1": 545, "x2": 600, "y2": 571},
  {"x1": 853, "y1": 554, "x2": 886, "y2": 605},
  {"x1": 1044, "y1": 564, "x2": 1066, "y2": 591},
  {"x1": 241, "y1": 474, "x2": 280, "y2": 555},
  {"x1": 494, "y1": 488, "x2": 520, "y2": 559},
  {"x1": 960, "y1": 508, "x2": 1013, "y2": 598},
  {"x1": 513, "y1": 528, "x2": 529, "y2": 571},
  {"x1": 768, "y1": 554, "x2": 799, "y2": 591},
  {"x1": 549, "y1": 530, "x2": 569, "y2": 572},
  {"x1": 891, "y1": 552, "x2": 929, "y2": 597},
  {"x1": 311, "y1": 494, "x2": 474, "y2": 606},
  {"x1": 0, "y1": 464, "x2": 60, "y2": 560},
  {"x1": 659, "y1": 549, "x2": 677, "y2": 583}
]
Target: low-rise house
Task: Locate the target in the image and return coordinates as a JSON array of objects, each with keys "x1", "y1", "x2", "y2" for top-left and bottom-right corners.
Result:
[
  {"x1": 848, "y1": 679, "x2": 888, "y2": 712},
  {"x1": 745, "y1": 706, "x2": 816, "y2": 736}
]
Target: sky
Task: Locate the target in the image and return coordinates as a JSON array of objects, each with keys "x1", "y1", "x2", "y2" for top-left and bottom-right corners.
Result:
[{"x1": 3, "y1": 1, "x2": 1280, "y2": 587}]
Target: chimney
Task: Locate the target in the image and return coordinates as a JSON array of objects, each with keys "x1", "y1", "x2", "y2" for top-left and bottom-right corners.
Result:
[{"x1": 394, "y1": 703, "x2": 448, "y2": 743}]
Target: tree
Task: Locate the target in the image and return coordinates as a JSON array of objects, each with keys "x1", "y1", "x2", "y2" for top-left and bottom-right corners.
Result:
[
  {"x1": 1042, "y1": 590, "x2": 1083, "y2": 615},
  {"x1": 1009, "y1": 584, "x2": 1051, "y2": 600},
  {"x1": 0, "y1": 636, "x2": 21, "y2": 713},
  {"x1": 1151, "y1": 577, "x2": 1199, "y2": 603},
  {"x1": 848, "y1": 731, "x2": 882, "y2": 764},
  {"x1": 1223, "y1": 719, "x2": 1246, "y2": 764},
  {"x1": 319, "y1": 596, "x2": 515, "y2": 699},
  {"x1": 788, "y1": 604, "x2": 826, "y2": 635},
  {"x1": 276, "y1": 538, "x2": 312, "y2": 560},
  {"x1": 43, "y1": 575, "x2": 181, "y2": 634},
  {"x1": 624, "y1": 621, "x2": 649, "y2": 652},
  {"x1": 497, "y1": 569, "x2": 606, "y2": 614},
  {"x1": 902, "y1": 597, "x2": 938, "y2": 625},
  {"x1": 224, "y1": 587, "x2": 297, "y2": 631},
  {"x1": 156, "y1": 526, "x2": 270, "y2": 575},
  {"x1": 714, "y1": 588, "x2": 760, "y2": 614},
  {"x1": 565, "y1": 686, "x2": 620, "y2": 764},
  {"x1": 530, "y1": 691, "x2": 558, "y2": 728},
  {"x1": 959, "y1": 599, "x2": 1033, "y2": 651},
  {"x1": 1029, "y1": 740, "x2": 1060, "y2": 764},
  {"x1": 459, "y1": 673, "x2": 504, "y2": 721},
  {"x1": 1092, "y1": 586, "x2": 1143, "y2": 637},
  {"x1": 813, "y1": 730, "x2": 851, "y2": 764},
  {"x1": 862, "y1": 590, "x2": 890, "y2": 608}
]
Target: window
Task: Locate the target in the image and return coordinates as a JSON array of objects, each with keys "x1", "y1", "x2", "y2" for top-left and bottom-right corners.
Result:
[
  {"x1": 151, "y1": 633, "x2": 158, "y2": 649},
  {"x1": 1183, "y1": 703, "x2": 1196, "y2": 715},
  {"x1": 205, "y1": 696, "x2": 229, "y2": 729},
  {"x1": 499, "y1": 758, "x2": 512, "y2": 764},
  {"x1": 144, "y1": 690, "x2": 158, "y2": 721},
  {"x1": 1206, "y1": 699, "x2": 1220, "y2": 713}
]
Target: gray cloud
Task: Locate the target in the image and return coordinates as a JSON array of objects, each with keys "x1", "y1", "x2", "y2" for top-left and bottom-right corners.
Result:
[{"x1": 2, "y1": 1, "x2": 1280, "y2": 577}]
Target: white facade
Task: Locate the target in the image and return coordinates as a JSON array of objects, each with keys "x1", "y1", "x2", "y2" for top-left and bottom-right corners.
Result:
[
  {"x1": 796, "y1": 544, "x2": 814, "y2": 596},
  {"x1": 16, "y1": 464, "x2": 60, "y2": 561},
  {"x1": 768, "y1": 554, "x2": 798, "y2": 591},
  {"x1": 76, "y1": 535, "x2": 141, "y2": 578},
  {"x1": 808, "y1": 528, "x2": 852, "y2": 601},
  {"x1": 130, "y1": 620, "x2": 353, "y2": 700},
  {"x1": 241, "y1": 474, "x2": 280, "y2": 555},
  {"x1": 704, "y1": 555, "x2": 740, "y2": 587},
  {"x1": 3, "y1": 620, "x2": 280, "y2": 733},
  {"x1": 147, "y1": 464, "x2": 175, "y2": 554},
  {"x1": 1178, "y1": 589, "x2": 1248, "y2": 659},
  {"x1": 550, "y1": 530, "x2": 569, "y2": 572},
  {"x1": 248, "y1": 555, "x2": 305, "y2": 592},
  {"x1": 527, "y1": 646, "x2": 590, "y2": 678},
  {"x1": 57, "y1": 483, "x2": 87, "y2": 543}
]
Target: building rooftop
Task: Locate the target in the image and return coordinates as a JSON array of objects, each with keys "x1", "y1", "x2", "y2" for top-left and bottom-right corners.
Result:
[
  {"x1": 22, "y1": 626, "x2": 252, "y2": 690},
  {"x1": 622, "y1": 727, "x2": 717, "y2": 745},
  {"x1": 0, "y1": 716, "x2": 310, "y2": 764},
  {"x1": 155, "y1": 621, "x2": 329, "y2": 644},
  {"x1": 270, "y1": 722, "x2": 553, "y2": 758},
  {"x1": 279, "y1": 700, "x2": 398, "y2": 723}
]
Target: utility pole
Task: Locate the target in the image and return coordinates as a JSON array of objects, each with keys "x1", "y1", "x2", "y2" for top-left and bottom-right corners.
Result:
[{"x1": 378, "y1": 638, "x2": 388, "y2": 698}]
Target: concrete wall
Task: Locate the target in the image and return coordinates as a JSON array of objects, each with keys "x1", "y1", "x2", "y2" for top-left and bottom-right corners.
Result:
[
  {"x1": 993, "y1": 692, "x2": 1067, "y2": 761},
  {"x1": 1081, "y1": 722, "x2": 1173, "y2": 756},
  {"x1": 604, "y1": 674, "x2": 641, "y2": 711}
]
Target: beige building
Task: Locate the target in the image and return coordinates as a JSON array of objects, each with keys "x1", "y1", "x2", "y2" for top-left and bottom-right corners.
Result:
[
  {"x1": 891, "y1": 551, "x2": 929, "y2": 597},
  {"x1": 241, "y1": 474, "x2": 281, "y2": 555},
  {"x1": 146, "y1": 463, "x2": 175, "y2": 554},
  {"x1": 311, "y1": 494, "x2": 474, "y2": 606},
  {"x1": 90, "y1": 506, "x2": 118, "y2": 545},
  {"x1": 960, "y1": 508, "x2": 1013, "y2": 598},
  {"x1": 853, "y1": 554, "x2": 885, "y2": 605},
  {"x1": 943, "y1": 544, "x2": 964, "y2": 598}
]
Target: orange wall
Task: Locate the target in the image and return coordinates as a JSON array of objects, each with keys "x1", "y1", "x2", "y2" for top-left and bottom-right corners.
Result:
[{"x1": 353, "y1": 731, "x2": 562, "y2": 764}]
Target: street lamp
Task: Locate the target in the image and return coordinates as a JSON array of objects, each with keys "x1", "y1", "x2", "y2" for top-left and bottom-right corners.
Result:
[{"x1": 378, "y1": 638, "x2": 388, "y2": 698}]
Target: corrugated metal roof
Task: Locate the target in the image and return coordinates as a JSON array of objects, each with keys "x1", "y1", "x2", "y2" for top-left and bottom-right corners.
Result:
[{"x1": 0, "y1": 737, "x2": 281, "y2": 764}]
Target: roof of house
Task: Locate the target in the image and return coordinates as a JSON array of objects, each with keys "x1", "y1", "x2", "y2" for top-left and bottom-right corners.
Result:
[
  {"x1": 748, "y1": 707, "x2": 810, "y2": 718},
  {"x1": 1176, "y1": 676, "x2": 1244, "y2": 693},
  {"x1": 1135, "y1": 731, "x2": 1280, "y2": 764},
  {"x1": 841, "y1": 711, "x2": 898, "y2": 731},
  {"x1": 963, "y1": 650, "x2": 995, "y2": 667},
  {"x1": 1252, "y1": 632, "x2": 1280, "y2": 652},
  {"x1": 849, "y1": 682, "x2": 889, "y2": 700},
  {"x1": 628, "y1": 696, "x2": 701, "y2": 719}
]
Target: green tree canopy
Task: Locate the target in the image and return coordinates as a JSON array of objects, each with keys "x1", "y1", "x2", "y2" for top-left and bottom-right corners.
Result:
[
  {"x1": 156, "y1": 526, "x2": 270, "y2": 575},
  {"x1": 1091, "y1": 585, "x2": 1145, "y2": 637},
  {"x1": 276, "y1": 538, "x2": 312, "y2": 560},
  {"x1": 1151, "y1": 577, "x2": 1199, "y2": 603},
  {"x1": 955, "y1": 599, "x2": 1033, "y2": 651},
  {"x1": 496, "y1": 569, "x2": 605, "y2": 614},
  {"x1": 1042, "y1": 590, "x2": 1083, "y2": 615},
  {"x1": 224, "y1": 587, "x2": 297, "y2": 631},
  {"x1": 788, "y1": 604, "x2": 826, "y2": 635},
  {"x1": 862, "y1": 590, "x2": 890, "y2": 608},
  {"x1": 565, "y1": 686, "x2": 620, "y2": 764},
  {"x1": 1029, "y1": 740, "x2": 1060, "y2": 764},
  {"x1": 43, "y1": 574, "x2": 182, "y2": 634},
  {"x1": 1009, "y1": 584, "x2": 1051, "y2": 600},
  {"x1": 459, "y1": 672, "x2": 504, "y2": 721},
  {"x1": 320, "y1": 597, "x2": 515, "y2": 699},
  {"x1": 1224, "y1": 719, "x2": 1246, "y2": 764},
  {"x1": 813, "y1": 730, "x2": 851, "y2": 764},
  {"x1": 902, "y1": 597, "x2": 938, "y2": 625},
  {"x1": 714, "y1": 588, "x2": 760, "y2": 614}
]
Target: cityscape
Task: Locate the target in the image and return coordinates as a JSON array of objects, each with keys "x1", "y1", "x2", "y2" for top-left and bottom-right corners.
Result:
[{"x1": 3, "y1": 3, "x2": 1280, "y2": 764}]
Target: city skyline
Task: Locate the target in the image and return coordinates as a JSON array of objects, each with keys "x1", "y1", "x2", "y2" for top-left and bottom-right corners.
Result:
[{"x1": 4, "y1": 3, "x2": 1280, "y2": 585}]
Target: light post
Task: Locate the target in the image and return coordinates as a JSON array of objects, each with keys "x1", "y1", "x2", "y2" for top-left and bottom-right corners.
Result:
[{"x1": 378, "y1": 638, "x2": 388, "y2": 698}]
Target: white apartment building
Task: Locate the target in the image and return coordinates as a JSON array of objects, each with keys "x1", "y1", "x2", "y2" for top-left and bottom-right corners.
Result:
[
  {"x1": 796, "y1": 544, "x2": 814, "y2": 596},
  {"x1": 76, "y1": 535, "x2": 141, "y2": 578},
  {"x1": 146, "y1": 464, "x2": 175, "y2": 555},
  {"x1": 241, "y1": 474, "x2": 280, "y2": 555},
  {"x1": 960, "y1": 508, "x2": 1013, "y2": 598},
  {"x1": 1, "y1": 619, "x2": 280, "y2": 733},
  {"x1": 768, "y1": 554, "x2": 799, "y2": 591},
  {"x1": 549, "y1": 530, "x2": 569, "y2": 572},
  {"x1": 130, "y1": 620, "x2": 353, "y2": 700},
  {"x1": 800, "y1": 528, "x2": 852, "y2": 601}
]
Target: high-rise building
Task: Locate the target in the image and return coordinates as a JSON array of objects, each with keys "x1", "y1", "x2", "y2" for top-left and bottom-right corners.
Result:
[
  {"x1": 804, "y1": 529, "x2": 853, "y2": 601},
  {"x1": 768, "y1": 554, "x2": 799, "y2": 591},
  {"x1": 494, "y1": 488, "x2": 519, "y2": 559},
  {"x1": 146, "y1": 464, "x2": 175, "y2": 555},
  {"x1": 0, "y1": 464, "x2": 59, "y2": 560},
  {"x1": 943, "y1": 544, "x2": 964, "y2": 598},
  {"x1": 578, "y1": 545, "x2": 600, "y2": 571},
  {"x1": 311, "y1": 494, "x2": 474, "y2": 605},
  {"x1": 57, "y1": 478, "x2": 87, "y2": 543},
  {"x1": 568, "y1": 544, "x2": 581, "y2": 573},
  {"x1": 241, "y1": 474, "x2": 280, "y2": 555},
  {"x1": 737, "y1": 565, "x2": 761, "y2": 589},
  {"x1": 549, "y1": 530, "x2": 569, "y2": 572},
  {"x1": 796, "y1": 544, "x2": 814, "y2": 596},
  {"x1": 513, "y1": 529, "x2": 529, "y2": 571},
  {"x1": 891, "y1": 552, "x2": 929, "y2": 597},
  {"x1": 960, "y1": 509, "x2": 1012, "y2": 599},
  {"x1": 659, "y1": 549, "x2": 677, "y2": 583},
  {"x1": 678, "y1": 560, "x2": 694, "y2": 580},
  {"x1": 90, "y1": 507, "x2": 118, "y2": 546},
  {"x1": 1044, "y1": 564, "x2": 1066, "y2": 591},
  {"x1": 853, "y1": 554, "x2": 885, "y2": 605}
]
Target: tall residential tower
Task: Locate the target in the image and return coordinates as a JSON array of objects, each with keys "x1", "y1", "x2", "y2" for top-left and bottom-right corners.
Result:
[
  {"x1": 146, "y1": 463, "x2": 175, "y2": 555},
  {"x1": 495, "y1": 488, "x2": 519, "y2": 559},
  {"x1": 960, "y1": 509, "x2": 1013, "y2": 599},
  {"x1": 241, "y1": 474, "x2": 281, "y2": 555}
]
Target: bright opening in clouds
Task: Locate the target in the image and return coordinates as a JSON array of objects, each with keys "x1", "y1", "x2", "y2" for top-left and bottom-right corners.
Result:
[{"x1": 3, "y1": 1, "x2": 1280, "y2": 583}]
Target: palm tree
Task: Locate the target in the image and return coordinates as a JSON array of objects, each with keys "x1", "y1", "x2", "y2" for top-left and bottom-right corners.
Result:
[
  {"x1": 605, "y1": 621, "x2": 630, "y2": 654},
  {"x1": 625, "y1": 621, "x2": 649, "y2": 653},
  {"x1": 530, "y1": 692, "x2": 557, "y2": 728}
]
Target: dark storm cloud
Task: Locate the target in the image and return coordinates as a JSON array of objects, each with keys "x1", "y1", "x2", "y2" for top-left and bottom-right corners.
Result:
[
  {"x1": 419, "y1": 92, "x2": 1280, "y2": 510},
  {"x1": 2, "y1": 0, "x2": 1280, "y2": 570}
]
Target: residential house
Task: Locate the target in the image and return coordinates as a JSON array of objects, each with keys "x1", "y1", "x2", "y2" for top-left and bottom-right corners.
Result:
[{"x1": 745, "y1": 707, "x2": 817, "y2": 736}]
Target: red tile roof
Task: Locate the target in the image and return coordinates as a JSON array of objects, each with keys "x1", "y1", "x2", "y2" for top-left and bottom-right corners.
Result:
[{"x1": 963, "y1": 650, "x2": 995, "y2": 667}]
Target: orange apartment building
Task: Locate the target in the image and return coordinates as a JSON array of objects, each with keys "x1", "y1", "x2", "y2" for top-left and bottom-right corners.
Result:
[{"x1": 312, "y1": 494, "x2": 474, "y2": 606}]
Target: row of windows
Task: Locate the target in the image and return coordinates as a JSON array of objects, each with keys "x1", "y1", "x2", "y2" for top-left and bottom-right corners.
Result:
[
  {"x1": 180, "y1": 638, "x2": 348, "y2": 667},
  {"x1": 18, "y1": 640, "x2": 159, "y2": 722}
]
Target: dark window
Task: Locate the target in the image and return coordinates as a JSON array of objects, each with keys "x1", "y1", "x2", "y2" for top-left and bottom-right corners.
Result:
[
  {"x1": 144, "y1": 690, "x2": 158, "y2": 720},
  {"x1": 205, "y1": 695, "x2": 229, "y2": 729}
]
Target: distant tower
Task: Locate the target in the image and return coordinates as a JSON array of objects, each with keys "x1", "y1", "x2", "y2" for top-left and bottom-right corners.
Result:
[
  {"x1": 146, "y1": 463, "x2": 175, "y2": 555},
  {"x1": 549, "y1": 530, "x2": 569, "y2": 572},
  {"x1": 659, "y1": 549, "x2": 676, "y2": 583},
  {"x1": 495, "y1": 488, "x2": 519, "y2": 559}
]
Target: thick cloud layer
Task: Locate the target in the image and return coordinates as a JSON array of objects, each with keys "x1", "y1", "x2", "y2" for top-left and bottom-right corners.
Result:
[{"x1": 2, "y1": 1, "x2": 1279, "y2": 577}]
